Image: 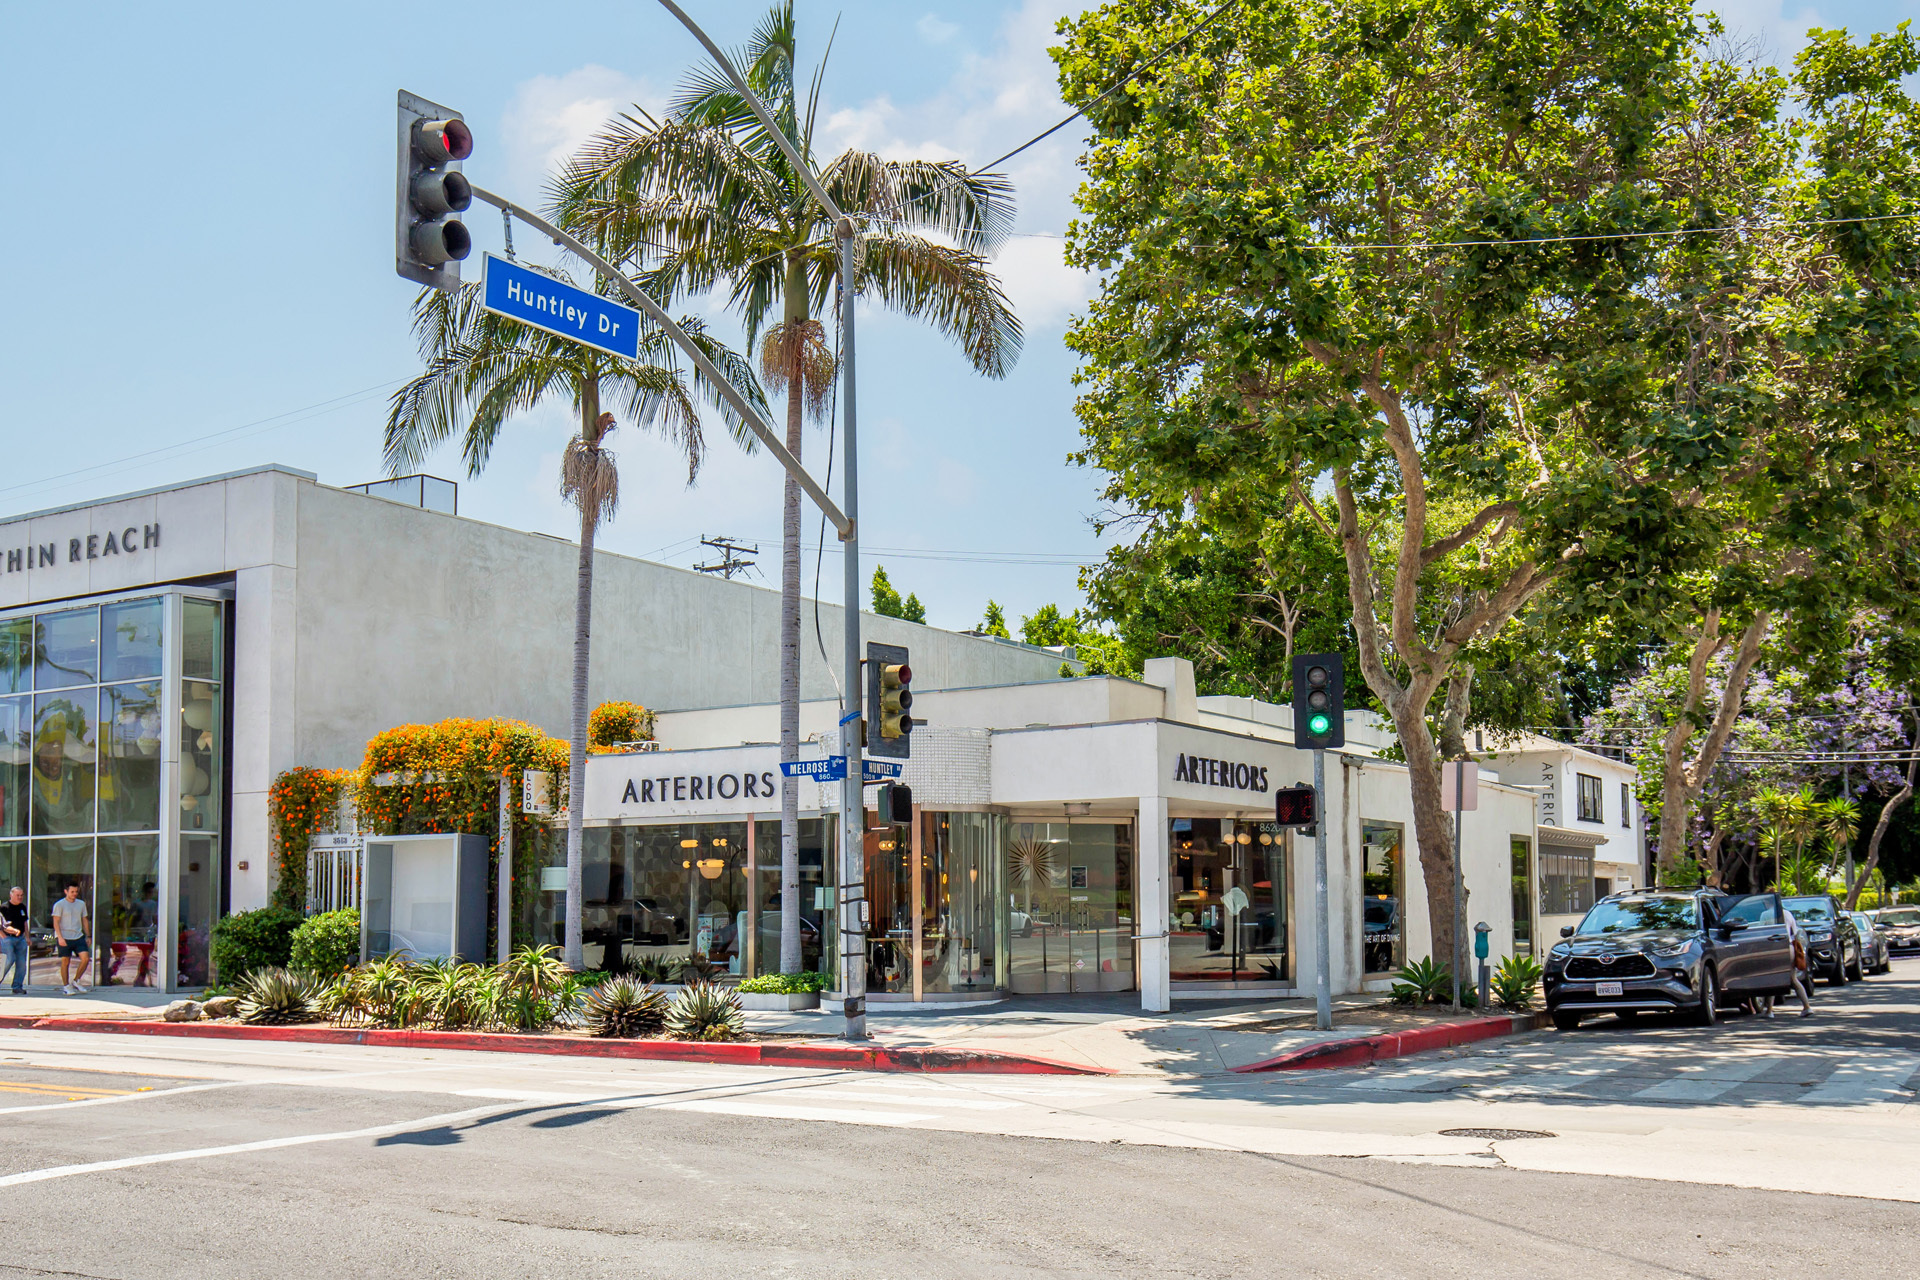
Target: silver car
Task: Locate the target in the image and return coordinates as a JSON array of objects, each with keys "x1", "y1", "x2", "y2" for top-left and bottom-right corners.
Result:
[
  {"x1": 1871, "y1": 906, "x2": 1920, "y2": 954},
  {"x1": 1850, "y1": 911, "x2": 1893, "y2": 975}
]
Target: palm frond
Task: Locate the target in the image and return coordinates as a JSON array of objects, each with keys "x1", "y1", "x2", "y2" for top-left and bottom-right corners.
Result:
[{"x1": 857, "y1": 229, "x2": 1024, "y2": 378}]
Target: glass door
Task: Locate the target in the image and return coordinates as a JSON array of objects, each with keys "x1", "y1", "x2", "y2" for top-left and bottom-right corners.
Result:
[{"x1": 1008, "y1": 820, "x2": 1134, "y2": 994}]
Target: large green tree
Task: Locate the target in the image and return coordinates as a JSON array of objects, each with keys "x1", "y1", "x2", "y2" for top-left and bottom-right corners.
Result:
[
  {"x1": 384, "y1": 275, "x2": 758, "y2": 970},
  {"x1": 1055, "y1": 0, "x2": 1920, "y2": 966},
  {"x1": 553, "y1": 2, "x2": 1021, "y2": 972}
]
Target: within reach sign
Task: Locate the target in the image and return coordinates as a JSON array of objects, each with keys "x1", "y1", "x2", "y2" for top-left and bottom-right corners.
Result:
[{"x1": 481, "y1": 254, "x2": 640, "y2": 360}]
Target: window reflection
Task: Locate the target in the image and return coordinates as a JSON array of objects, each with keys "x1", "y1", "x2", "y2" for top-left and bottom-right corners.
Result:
[
  {"x1": 182, "y1": 600, "x2": 222, "y2": 681},
  {"x1": 32, "y1": 693, "x2": 96, "y2": 836},
  {"x1": 100, "y1": 835, "x2": 159, "y2": 988},
  {"x1": 1361, "y1": 821, "x2": 1405, "y2": 974},
  {"x1": 180, "y1": 683, "x2": 220, "y2": 833},
  {"x1": 1168, "y1": 818, "x2": 1286, "y2": 984},
  {"x1": 0, "y1": 618, "x2": 29, "y2": 694},
  {"x1": 0, "y1": 696, "x2": 28, "y2": 839},
  {"x1": 101, "y1": 683, "x2": 162, "y2": 832},
  {"x1": 101, "y1": 599, "x2": 163, "y2": 682},
  {"x1": 34, "y1": 607, "x2": 98, "y2": 689}
]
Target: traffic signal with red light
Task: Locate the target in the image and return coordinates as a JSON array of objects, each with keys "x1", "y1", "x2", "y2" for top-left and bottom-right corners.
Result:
[
  {"x1": 397, "y1": 90, "x2": 473, "y2": 292},
  {"x1": 866, "y1": 641, "x2": 914, "y2": 759},
  {"x1": 1274, "y1": 785, "x2": 1317, "y2": 827},
  {"x1": 1292, "y1": 653, "x2": 1345, "y2": 750}
]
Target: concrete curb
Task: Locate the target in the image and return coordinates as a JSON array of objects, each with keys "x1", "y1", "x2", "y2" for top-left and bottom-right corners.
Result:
[
  {"x1": 1230, "y1": 1011, "x2": 1551, "y2": 1072},
  {"x1": 0, "y1": 1015, "x2": 1110, "y2": 1075}
]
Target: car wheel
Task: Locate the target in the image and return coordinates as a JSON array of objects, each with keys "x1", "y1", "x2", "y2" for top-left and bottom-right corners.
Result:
[
  {"x1": 1694, "y1": 968, "x2": 1718, "y2": 1027},
  {"x1": 1847, "y1": 947, "x2": 1864, "y2": 981},
  {"x1": 1827, "y1": 959, "x2": 1848, "y2": 986},
  {"x1": 1552, "y1": 1009, "x2": 1582, "y2": 1031}
]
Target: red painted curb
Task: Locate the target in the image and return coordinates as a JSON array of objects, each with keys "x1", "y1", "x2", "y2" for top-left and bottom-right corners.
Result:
[
  {"x1": 0, "y1": 1014, "x2": 1109, "y2": 1075},
  {"x1": 1231, "y1": 1012, "x2": 1550, "y2": 1072}
]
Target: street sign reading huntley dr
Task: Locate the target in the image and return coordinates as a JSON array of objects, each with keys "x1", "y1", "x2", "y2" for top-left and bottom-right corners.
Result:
[{"x1": 481, "y1": 253, "x2": 640, "y2": 360}]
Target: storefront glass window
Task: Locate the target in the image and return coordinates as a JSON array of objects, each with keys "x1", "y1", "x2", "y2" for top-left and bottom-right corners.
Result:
[
  {"x1": 864, "y1": 819, "x2": 912, "y2": 992},
  {"x1": 1361, "y1": 821, "x2": 1405, "y2": 975},
  {"x1": 182, "y1": 600, "x2": 222, "y2": 681},
  {"x1": 101, "y1": 682, "x2": 162, "y2": 832},
  {"x1": 29, "y1": 836, "x2": 92, "y2": 987},
  {"x1": 1511, "y1": 837, "x2": 1533, "y2": 956},
  {"x1": 750, "y1": 818, "x2": 829, "y2": 978},
  {"x1": 32, "y1": 691, "x2": 96, "y2": 836},
  {"x1": 0, "y1": 696, "x2": 29, "y2": 839},
  {"x1": 1008, "y1": 820, "x2": 1133, "y2": 994},
  {"x1": 177, "y1": 833, "x2": 216, "y2": 987},
  {"x1": 1168, "y1": 818, "x2": 1287, "y2": 984},
  {"x1": 179, "y1": 682, "x2": 220, "y2": 835},
  {"x1": 919, "y1": 812, "x2": 1003, "y2": 994},
  {"x1": 35, "y1": 607, "x2": 97, "y2": 689},
  {"x1": 101, "y1": 599, "x2": 163, "y2": 682},
  {"x1": 99, "y1": 835, "x2": 159, "y2": 988},
  {"x1": 0, "y1": 618, "x2": 29, "y2": 694}
]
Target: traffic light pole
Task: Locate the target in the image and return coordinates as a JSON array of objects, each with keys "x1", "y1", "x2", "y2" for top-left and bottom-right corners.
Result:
[{"x1": 1314, "y1": 747, "x2": 1331, "y2": 1031}]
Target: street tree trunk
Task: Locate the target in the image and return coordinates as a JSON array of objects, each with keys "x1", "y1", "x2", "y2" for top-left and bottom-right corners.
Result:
[
  {"x1": 1655, "y1": 608, "x2": 1770, "y2": 881},
  {"x1": 1848, "y1": 709, "x2": 1918, "y2": 910},
  {"x1": 778, "y1": 257, "x2": 806, "y2": 975},
  {"x1": 563, "y1": 381, "x2": 605, "y2": 973}
]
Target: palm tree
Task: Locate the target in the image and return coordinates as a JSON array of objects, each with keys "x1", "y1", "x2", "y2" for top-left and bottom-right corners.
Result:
[
  {"x1": 552, "y1": 2, "x2": 1021, "y2": 973},
  {"x1": 1816, "y1": 796, "x2": 1860, "y2": 889},
  {"x1": 384, "y1": 274, "x2": 761, "y2": 969}
]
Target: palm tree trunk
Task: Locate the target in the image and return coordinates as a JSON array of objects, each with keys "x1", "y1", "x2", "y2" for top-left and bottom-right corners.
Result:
[
  {"x1": 564, "y1": 382, "x2": 604, "y2": 973},
  {"x1": 779, "y1": 257, "x2": 805, "y2": 974}
]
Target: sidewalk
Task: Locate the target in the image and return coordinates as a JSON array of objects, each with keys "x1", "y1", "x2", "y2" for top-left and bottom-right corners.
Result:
[{"x1": 0, "y1": 987, "x2": 1538, "y2": 1076}]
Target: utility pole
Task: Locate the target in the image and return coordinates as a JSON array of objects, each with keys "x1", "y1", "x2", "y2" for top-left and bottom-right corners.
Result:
[
  {"x1": 657, "y1": 0, "x2": 870, "y2": 1039},
  {"x1": 692, "y1": 535, "x2": 759, "y2": 579},
  {"x1": 1313, "y1": 747, "x2": 1330, "y2": 1031}
]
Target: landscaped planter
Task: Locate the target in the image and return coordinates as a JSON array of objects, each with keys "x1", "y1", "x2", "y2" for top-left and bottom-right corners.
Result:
[{"x1": 737, "y1": 991, "x2": 821, "y2": 1012}]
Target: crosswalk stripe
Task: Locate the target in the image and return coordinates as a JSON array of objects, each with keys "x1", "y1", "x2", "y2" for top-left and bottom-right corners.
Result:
[
  {"x1": 794, "y1": 1088, "x2": 1022, "y2": 1111},
  {"x1": 657, "y1": 1099, "x2": 938, "y2": 1126},
  {"x1": 1342, "y1": 1064, "x2": 1506, "y2": 1092},
  {"x1": 1633, "y1": 1057, "x2": 1784, "y2": 1101},
  {"x1": 1801, "y1": 1055, "x2": 1920, "y2": 1105}
]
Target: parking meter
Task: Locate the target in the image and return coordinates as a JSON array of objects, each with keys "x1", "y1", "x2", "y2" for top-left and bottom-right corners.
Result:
[{"x1": 1474, "y1": 922, "x2": 1492, "y2": 1009}]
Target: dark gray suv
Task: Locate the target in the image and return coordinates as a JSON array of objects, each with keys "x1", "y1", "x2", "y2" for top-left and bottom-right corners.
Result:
[{"x1": 1544, "y1": 889, "x2": 1795, "y2": 1030}]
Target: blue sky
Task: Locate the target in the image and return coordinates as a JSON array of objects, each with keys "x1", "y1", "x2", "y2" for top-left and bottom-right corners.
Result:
[{"x1": 1, "y1": 0, "x2": 1914, "y2": 634}]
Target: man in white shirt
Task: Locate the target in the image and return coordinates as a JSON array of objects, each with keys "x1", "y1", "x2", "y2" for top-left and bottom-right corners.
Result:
[{"x1": 50, "y1": 883, "x2": 90, "y2": 995}]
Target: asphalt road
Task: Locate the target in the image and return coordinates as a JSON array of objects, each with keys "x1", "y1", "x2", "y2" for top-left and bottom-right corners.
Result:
[{"x1": 1, "y1": 961, "x2": 1917, "y2": 1279}]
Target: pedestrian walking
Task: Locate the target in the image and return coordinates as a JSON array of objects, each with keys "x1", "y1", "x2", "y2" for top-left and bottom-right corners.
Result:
[
  {"x1": 1, "y1": 887, "x2": 27, "y2": 994},
  {"x1": 1781, "y1": 906, "x2": 1813, "y2": 1017},
  {"x1": 50, "y1": 883, "x2": 91, "y2": 995}
]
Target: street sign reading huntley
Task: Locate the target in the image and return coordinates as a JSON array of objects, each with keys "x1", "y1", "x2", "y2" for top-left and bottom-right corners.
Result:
[{"x1": 481, "y1": 253, "x2": 640, "y2": 360}]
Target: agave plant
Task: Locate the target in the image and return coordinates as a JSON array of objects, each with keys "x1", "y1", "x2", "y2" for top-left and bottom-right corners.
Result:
[
  {"x1": 631, "y1": 953, "x2": 679, "y2": 984},
  {"x1": 1491, "y1": 955, "x2": 1544, "y2": 1010},
  {"x1": 356, "y1": 956, "x2": 427, "y2": 1028},
  {"x1": 414, "y1": 959, "x2": 502, "y2": 1031},
  {"x1": 1389, "y1": 956, "x2": 1453, "y2": 1006},
  {"x1": 673, "y1": 954, "x2": 722, "y2": 984},
  {"x1": 584, "y1": 976, "x2": 669, "y2": 1038},
  {"x1": 237, "y1": 966, "x2": 320, "y2": 1026},
  {"x1": 503, "y1": 944, "x2": 573, "y2": 1000},
  {"x1": 665, "y1": 982, "x2": 746, "y2": 1042}
]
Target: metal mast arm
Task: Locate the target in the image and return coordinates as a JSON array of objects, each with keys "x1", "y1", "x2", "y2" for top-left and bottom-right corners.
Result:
[{"x1": 468, "y1": 185, "x2": 851, "y2": 539}]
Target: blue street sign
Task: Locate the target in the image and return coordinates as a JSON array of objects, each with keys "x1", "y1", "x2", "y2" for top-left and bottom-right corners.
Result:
[
  {"x1": 481, "y1": 254, "x2": 640, "y2": 360},
  {"x1": 781, "y1": 757, "x2": 847, "y2": 781},
  {"x1": 863, "y1": 760, "x2": 902, "y2": 780}
]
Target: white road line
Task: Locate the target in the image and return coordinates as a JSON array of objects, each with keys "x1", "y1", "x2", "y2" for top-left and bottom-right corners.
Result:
[
  {"x1": 0, "y1": 1103, "x2": 512, "y2": 1188},
  {"x1": 1633, "y1": 1057, "x2": 1784, "y2": 1101},
  {"x1": 1801, "y1": 1055, "x2": 1920, "y2": 1105},
  {"x1": 657, "y1": 1099, "x2": 938, "y2": 1126}
]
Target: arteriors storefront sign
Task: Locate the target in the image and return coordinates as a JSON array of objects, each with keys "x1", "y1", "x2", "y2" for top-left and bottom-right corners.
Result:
[
  {"x1": 1172, "y1": 751, "x2": 1271, "y2": 795},
  {"x1": 584, "y1": 744, "x2": 833, "y2": 821}
]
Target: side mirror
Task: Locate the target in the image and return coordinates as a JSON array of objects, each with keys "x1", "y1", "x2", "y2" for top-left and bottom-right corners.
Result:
[
  {"x1": 1559, "y1": 925, "x2": 1575, "y2": 939},
  {"x1": 1720, "y1": 919, "x2": 1747, "y2": 932}
]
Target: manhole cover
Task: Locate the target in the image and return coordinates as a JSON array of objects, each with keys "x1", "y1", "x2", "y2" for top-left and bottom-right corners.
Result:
[{"x1": 1439, "y1": 1128, "x2": 1557, "y2": 1140}]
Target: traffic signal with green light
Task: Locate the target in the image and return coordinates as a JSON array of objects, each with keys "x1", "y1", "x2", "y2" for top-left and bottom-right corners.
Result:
[
  {"x1": 1291, "y1": 653, "x2": 1345, "y2": 750},
  {"x1": 397, "y1": 90, "x2": 473, "y2": 292}
]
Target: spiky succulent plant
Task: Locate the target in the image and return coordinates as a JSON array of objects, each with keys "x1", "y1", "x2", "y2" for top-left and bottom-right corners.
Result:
[
  {"x1": 237, "y1": 966, "x2": 320, "y2": 1026},
  {"x1": 584, "y1": 976, "x2": 669, "y2": 1038},
  {"x1": 664, "y1": 982, "x2": 746, "y2": 1042}
]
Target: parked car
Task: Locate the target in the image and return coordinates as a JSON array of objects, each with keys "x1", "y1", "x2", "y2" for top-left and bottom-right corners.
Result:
[
  {"x1": 1543, "y1": 889, "x2": 1794, "y2": 1030},
  {"x1": 1870, "y1": 907, "x2": 1920, "y2": 953},
  {"x1": 1850, "y1": 911, "x2": 1893, "y2": 975},
  {"x1": 1782, "y1": 894, "x2": 1862, "y2": 984}
]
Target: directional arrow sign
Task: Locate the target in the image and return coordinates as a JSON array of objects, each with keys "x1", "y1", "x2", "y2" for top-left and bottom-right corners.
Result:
[
  {"x1": 781, "y1": 757, "x2": 847, "y2": 781},
  {"x1": 481, "y1": 253, "x2": 639, "y2": 360}
]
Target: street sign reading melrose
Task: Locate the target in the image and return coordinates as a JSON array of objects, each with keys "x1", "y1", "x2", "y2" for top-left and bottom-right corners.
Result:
[{"x1": 481, "y1": 254, "x2": 640, "y2": 360}]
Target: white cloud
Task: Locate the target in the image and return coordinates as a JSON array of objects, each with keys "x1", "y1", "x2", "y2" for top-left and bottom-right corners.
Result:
[
  {"x1": 918, "y1": 13, "x2": 961, "y2": 44},
  {"x1": 991, "y1": 232, "x2": 1099, "y2": 327},
  {"x1": 1699, "y1": 0, "x2": 1824, "y2": 67},
  {"x1": 500, "y1": 65, "x2": 663, "y2": 196}
]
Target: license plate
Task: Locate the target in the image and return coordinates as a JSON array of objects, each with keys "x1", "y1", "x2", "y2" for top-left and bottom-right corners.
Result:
[{"x1": 1596, "y1": 981, "x2": 1623, "y2": 997}]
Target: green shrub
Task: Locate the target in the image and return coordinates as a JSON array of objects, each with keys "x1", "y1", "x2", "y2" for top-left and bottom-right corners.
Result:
[
  {"x1": 737, "y1": 971, "x2": 832, "y2": 995},
  {"x1": 237, "y1": 967, "x2": 321, "y2": 1025},
  {"x1": 289, "y1": 909, "x2": 360, "y2": 978},
  {"x1": 1389, "y1": 956, "x2": 1454, "y2": 1005},
  {"x1": 210, "y1": 906, "x2": 305, "y2": 985},
  {"x1": 665, "y1": 983, "x2": 746, "y2": 1041},
  {"x1": 1492, "y1": 955, "x2": 1545, "y2": 1010},
  {"x1": 585, "y1": 977, "x2": 669, "y2": 1037}
]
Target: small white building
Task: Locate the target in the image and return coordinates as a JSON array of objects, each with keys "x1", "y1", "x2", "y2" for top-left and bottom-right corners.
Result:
[
  {"x1": 570, "y1": 658, "x2": 1542, "y2": 1011},
  {"x1": 1478, "y1": 731, "x2": 1648, "y2": 955}
]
